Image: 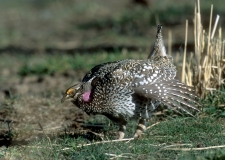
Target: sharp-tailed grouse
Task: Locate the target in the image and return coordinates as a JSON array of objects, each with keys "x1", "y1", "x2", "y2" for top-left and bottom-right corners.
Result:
[{"x1": 61, "y1": 25, "x2": 200, "y2": 139}]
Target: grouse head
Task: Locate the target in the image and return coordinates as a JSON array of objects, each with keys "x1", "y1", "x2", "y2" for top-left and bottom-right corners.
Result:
[
  {"x1": 61, "y1": 77, "x2": 98, "y2": 104},
  {"x1": 61, "y1": 83, "x2": 82, "y2": 103}
]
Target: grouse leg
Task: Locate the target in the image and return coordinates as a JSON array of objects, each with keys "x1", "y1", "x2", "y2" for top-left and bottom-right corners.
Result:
[
  {"x1": 133, "y1": 118, "x2": 146, "y2": 138},
  {"x1": 105, "y1": 114, "x2": 127, "y2": 139},
  {"x1": 118, "y1": 124, "x2": 127, "y2": 139}
]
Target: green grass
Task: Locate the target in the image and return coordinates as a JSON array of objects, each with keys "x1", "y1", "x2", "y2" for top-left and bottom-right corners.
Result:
[
  {"x1": 17, "y1": 51, "x2": 147, "y2": 76},
  {"x1": 78, "y1": 4, "x2": 194, "y2": 35},
  {"x1": 201, "y1": 87, "x2": 225, "y2": 118},
  {"x1": 1, "y1": 81, "x2": 225, "y2": 159},
  {"x1": 3, "y1": 116, "x2": 225, "y2": 159}
]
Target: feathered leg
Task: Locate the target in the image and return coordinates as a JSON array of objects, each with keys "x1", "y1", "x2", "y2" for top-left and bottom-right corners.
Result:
[
  {"x1": 118, "y1": 124, "x2": 126, "y2": 139},
  {"x1": 133, "y1": 118, "x2": 146, "y2": 138},
  {"x1": 105, "y1": 114, "x2": 127, "y2": 139}
]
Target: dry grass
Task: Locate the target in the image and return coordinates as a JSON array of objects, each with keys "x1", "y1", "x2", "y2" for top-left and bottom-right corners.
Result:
[{"x1": 183, "y1": 0, "x2": 225, "y2": 97}]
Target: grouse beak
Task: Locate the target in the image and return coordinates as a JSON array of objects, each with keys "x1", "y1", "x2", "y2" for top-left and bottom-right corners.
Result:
[{"x1": 61, "y1": 95, "x2": 70, "y2": 103}]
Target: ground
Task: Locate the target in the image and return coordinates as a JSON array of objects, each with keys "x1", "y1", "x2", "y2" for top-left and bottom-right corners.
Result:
[{"x1": 1, "y1": 0, "x2": 225, "y2": 159}]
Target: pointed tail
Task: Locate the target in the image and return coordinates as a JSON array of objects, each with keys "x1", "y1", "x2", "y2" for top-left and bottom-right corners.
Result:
[{"x1": 148, "y1": 25, "x2": 167, "y2": 59}]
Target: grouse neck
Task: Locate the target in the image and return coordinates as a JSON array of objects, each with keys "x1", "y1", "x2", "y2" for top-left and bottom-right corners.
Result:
[{"x1": 82, "y1": 91, "x2": 92, "y2": 102}]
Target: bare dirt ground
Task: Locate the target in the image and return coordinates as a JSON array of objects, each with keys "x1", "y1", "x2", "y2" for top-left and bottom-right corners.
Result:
[{"x1": 0, "y1": 64, "x2": 88, "y2": 146}]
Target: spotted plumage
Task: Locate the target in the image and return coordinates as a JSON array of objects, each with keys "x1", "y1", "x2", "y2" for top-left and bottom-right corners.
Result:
[{"x1": 62, "y1": 25, "x2": 200, "y2": 139}]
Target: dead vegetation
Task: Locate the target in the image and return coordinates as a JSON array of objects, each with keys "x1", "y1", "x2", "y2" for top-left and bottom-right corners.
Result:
[{"x1": 182, "y1": 0, "x2": 225, "y2": 97}]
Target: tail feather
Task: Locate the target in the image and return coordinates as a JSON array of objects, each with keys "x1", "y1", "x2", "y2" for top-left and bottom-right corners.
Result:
[
  {"x1": 134, "y1": 24, "x2": 201, "y2": 116},
  {"x1": 148, "y1": 24, "x2": 167, "y2": 59}
]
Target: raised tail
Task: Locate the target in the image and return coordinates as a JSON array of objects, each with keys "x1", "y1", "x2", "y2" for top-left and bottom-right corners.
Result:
[{"x1": 148, "y1": 24, "x2": 167, "y2": 59}]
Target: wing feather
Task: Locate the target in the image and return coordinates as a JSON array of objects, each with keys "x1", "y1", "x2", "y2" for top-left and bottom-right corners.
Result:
[{"x1": 133, "y1": 79, "x2": 200, "y2": 116}]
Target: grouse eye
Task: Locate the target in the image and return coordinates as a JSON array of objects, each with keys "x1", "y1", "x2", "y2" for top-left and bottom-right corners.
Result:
[{"x1": 66, "y1": 88, "x2": 75, "y2": 96}]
